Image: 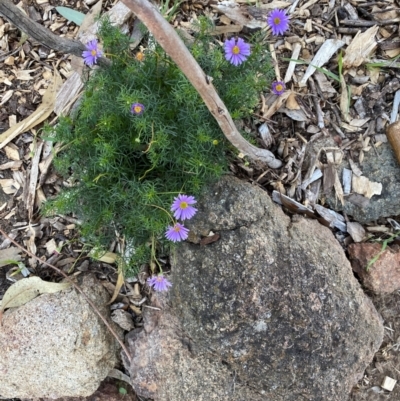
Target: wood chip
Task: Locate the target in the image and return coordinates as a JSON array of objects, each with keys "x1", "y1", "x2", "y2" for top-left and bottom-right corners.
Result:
[
  {"x1": 342, "y1": 168, "x2": 352, "y2": 194},
  {"x1": 343, "y1": 25, "x2": 379, "y2": 69},
  {"x1": 0, "y1": 89, "x2": 13, "y2": 106},
  {"x1": 346, "y1": 222, "x2": 365, "y2": 243},
  {"x1": 315, "y1": 204, "x2": 347, "y2": 232},
  {"x1": 299, "y1": 39, "x2": 345, "y2": 86},
  {"x1": 45, "y1": 238, "x2": 57, "y2": 255},
  {"x1": 272, "y1": 190, "x2": 315, "y2": 217},
  {"x1": 26, "y1": 141, "x2": 44, "y2": 220},
  {"x1": 352, "y1": 175, "x2": 382, "y2": 199},
  {"x1": 381, "y1": 377, "x2": 397, "y2": 392},
  {"x1": 4, "y1": 144, "x2": 20, "y2": 161}
]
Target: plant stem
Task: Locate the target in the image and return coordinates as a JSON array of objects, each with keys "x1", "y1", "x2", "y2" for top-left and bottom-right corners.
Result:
[{"x1": 121, "y1": 0, "x2": 282, "y2": 169}]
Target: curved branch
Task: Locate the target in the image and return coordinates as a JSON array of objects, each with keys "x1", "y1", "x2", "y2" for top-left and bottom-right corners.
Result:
[
  {"x1": 0, "y1": 0, "x2": 85, "y2": 57},
  {"x1": 121, "y1": 0, "x2": 282, "y2": 169}
]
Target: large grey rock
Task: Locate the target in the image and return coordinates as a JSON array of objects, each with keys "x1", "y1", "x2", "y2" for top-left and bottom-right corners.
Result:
[
  {"x1": 126, "y1": 176, "x2": 384, "y2": 401},
  {"x1": 327, "y1": 143, "x2": 400, "y2": 223},
  {"x1": 0, "y1": 274, "x2": 120, "y2": 399}
]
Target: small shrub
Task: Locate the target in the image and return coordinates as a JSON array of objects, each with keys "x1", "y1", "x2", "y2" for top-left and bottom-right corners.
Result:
[{"x1": 44, "y1": 18, "x2": 274, "y2": 273}]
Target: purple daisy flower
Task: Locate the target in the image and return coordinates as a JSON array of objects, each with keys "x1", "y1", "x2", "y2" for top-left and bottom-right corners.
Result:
[
  {"x1": 131, "y1": 103, "x2": 145, "y2": 115},
  {"x1": 147, "y1": 274, "x2": 172, "y2": 291},
  {"x1": 224, "y1": 37, "x2": 251, "y2": 66},
  {"x1": 82, "y1": 39, "x2": 103, "y2": 66},
  {"x1": 267, "y1": 9, "x2": 290, "y2": 36},
  {"x1": 272, "y1": 81, "x2": 285, "y2": 95},
  {"x1": 165, "y1": 223, "x2": 189, "y2": 242},
  {"x1": 171, "y1": 194, "x2": 197, "y2": 220}
]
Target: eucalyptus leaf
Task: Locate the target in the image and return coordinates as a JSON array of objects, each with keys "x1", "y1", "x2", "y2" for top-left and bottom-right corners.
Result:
[
  {"x1": 56, "y1": 6, "x2": 85, "y2": 26},
  {"x1": 1, "y1": 276, "x2": 71, "y2": 312}
]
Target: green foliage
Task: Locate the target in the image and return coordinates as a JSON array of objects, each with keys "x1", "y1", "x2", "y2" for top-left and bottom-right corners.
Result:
[
  {"x1": 55, "y1": 7, "x2": 85, "y2": 26},
  {"x1": 45, "y1": 18, "x2": 274, "y2": 273}
]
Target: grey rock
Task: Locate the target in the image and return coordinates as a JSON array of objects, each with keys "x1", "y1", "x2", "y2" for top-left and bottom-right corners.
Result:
[
  {"x1": 126, "y1": 176, "x2": 384, "y2": 401},
  {"x1": 327, "y1": 143, "x2": 400, "y2": 223},
  {"x1": 0, "y1": 274, "x2": 120, "y2": 399}
]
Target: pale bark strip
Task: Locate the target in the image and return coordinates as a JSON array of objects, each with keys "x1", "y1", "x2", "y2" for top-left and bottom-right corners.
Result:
[{"x1": 121, "y1": 0, "x2": 282, "y2": 168}]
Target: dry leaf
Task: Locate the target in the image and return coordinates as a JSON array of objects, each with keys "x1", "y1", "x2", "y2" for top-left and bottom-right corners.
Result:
[
  {"x1": 91, "y1": 250, "x2": 118, "y2": 264},
  {"x1": 286, "y1": 92, "x2": 300, "y2": 110},
  {"x1": 279, "y1": 107, "x2": 308, "y2": 121},
  {"x1": 340, "y1": 74, "x2": 351, "y2": 122},
  {"x1": 108, "y1": 270, "x2": 125, "y2": 305},
  {"x1": 0, "y1": 276, "x2": 70, "y2": 314},
  {"x1": 108, "y1": 369, "x2": 133, "y2": 388},
  {"x1": 45, "y1": 238, "x2": 57, "y2": 254},
  {"x1": 212, "y1": 3, "x2": 250, "y2": 26}
]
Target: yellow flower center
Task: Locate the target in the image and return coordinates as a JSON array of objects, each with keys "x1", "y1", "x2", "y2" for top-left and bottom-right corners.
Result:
[
  {"x1": 136, "y1": 52, "x2": 144, "y2": 62},
  {"x1": 91, "y1": 49, "x2": 97, "y2": 56},
  {"x1": 156, "y1": 276, "x2": 163, "y2": 282},
  {"x1": 134, "y1": 106, "x2": 142, "y2": 113},
  {"x1": 232, "y1": 45, "x2": 240, "y2": 55},
  {"x1": 180, "y1": 201, "x2": 188, "y2": 209},
  {"x1": 213, "y1": 140, "x2": 219, "y2": 145},
  {"x1": 173, "y1": 225, "x2": 181, "y2": 232},
  {"x1": 273, "y1": 17, "x2": 281, "y2": 25},
  {"x1": 275, "y1": 84, "x2": 283, "y2": 91}
]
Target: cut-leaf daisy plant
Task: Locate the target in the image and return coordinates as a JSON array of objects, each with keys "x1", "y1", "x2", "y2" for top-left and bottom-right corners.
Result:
[
  {"x1": 267, "y1": 9, "x2": 290, "y2": 36},
  {"x1": 82, "y1": 39, "x2": 103, "y2": 66},
  {"x1": 224, "y1": 37, "x2": 251, "y2": 66},
  {"x1": 165, "y1": 223, "x2": 189, "y2": 242},
  {"x1": 272, "y1": 81, "x2": 285, "y2": 95},
  {"x1": 147, "y1": 274, "x2": 172, "y2": 292},
  {"x1": 130, "y1": 102, "x2": 145, "y2": 115},
  {"x1": 171, "y1": 194, "x2": 197, "y2": 220}
]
